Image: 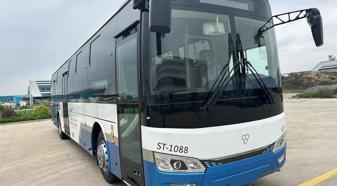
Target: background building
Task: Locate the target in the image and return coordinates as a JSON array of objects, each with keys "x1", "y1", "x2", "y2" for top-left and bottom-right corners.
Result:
[
  {"x1": 28, "y1": 80, "x2": 51, "y2": 105},
  {"x1": 312, "y1": 55, "x2": 337, "y2": 72},
  {"x1": 0, "y1": 95, "x2": 27, "y2": 107}
]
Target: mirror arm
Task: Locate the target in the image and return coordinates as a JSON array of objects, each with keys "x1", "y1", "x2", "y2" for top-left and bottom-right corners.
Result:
[
  {"x1": 255, "y1": 9, "x2": 312, "y2": 46},
  {"x1": 133, "y1": 0, "x2": 149, "y2": 10}
]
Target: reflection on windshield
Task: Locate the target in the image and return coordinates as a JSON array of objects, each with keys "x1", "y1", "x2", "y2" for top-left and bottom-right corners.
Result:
[
  {"x1": 149, "y1": 9, "x2": 281, "y2": 102},
  {"x1": 150, "y1": 10, "x2": 232, "y2": 94},
  {"x1": 235, "y1": 17, "x2": 281, "y2": 89}
]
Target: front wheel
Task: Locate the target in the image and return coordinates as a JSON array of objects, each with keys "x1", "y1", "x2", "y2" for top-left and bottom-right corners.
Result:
[{"x1": 96, "y1": 131, "x2": 120, "y2": 183}]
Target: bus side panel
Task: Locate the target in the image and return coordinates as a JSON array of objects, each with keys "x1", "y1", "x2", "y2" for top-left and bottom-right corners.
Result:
[
  {"x1": 51, "y1": 0, "x2": 140, "y2": 181},
  {"x1": 67, "y1": 102, "x2": 121, "y2": 178},
  {"x1": 57, "y1": 102, "x2": 65, "y2": 130},
  {"x1": 68, "y1": 102, "x2": 118, "y2": 147}
]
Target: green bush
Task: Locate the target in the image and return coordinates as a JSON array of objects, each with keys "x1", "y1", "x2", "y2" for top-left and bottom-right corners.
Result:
[
  {"x1": 33, "y1": 105, "x2": 51, "y2": 119},
  {"x1": 1, "y1": 108, "x2": 15, "y2": 118},
  {"x1": 296, "y1": 91, "x2": 336, "y2": 98},
  {"x1": 0, "y1": 105, "x2": 6, "y2": 114},
  {"x1": 0, "y1": 105, "x2": 52, "y2": 124}
]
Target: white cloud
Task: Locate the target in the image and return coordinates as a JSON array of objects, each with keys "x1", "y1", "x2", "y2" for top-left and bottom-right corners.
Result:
[
  {"x1": 0, "y1": 0, "x2": 335, "y2": 95},
  {"x1": 270, "y1": 0, "x2": 337, "y2": 73},
  {"x1": 0, "y1": 0, "x2": 124, "y2": 95}
]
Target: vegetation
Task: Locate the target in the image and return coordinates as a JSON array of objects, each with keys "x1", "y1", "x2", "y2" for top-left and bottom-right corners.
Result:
[
  {"x1": 282, "y1": 72, "x2": 337, "y2": 98},
  {"x1": 295, "y1": 91, "x2": 336, "y2": 98},
  {"x1": 0, "y1": 105, "x2": 5, "y2": 113},
  {"x1": 17, "y1": 105, "x2": 33, "y2": 110},
  {"x1": 282, "y1": 72, "x2": 337, "y2": 92},
  {"x1": 1, "y1": 108, "x2": 15, "y2": 118},
  {"x1": 0, "y1": 104, "x2": 51, "y2": 124},
  {"x1": 294, "y1": 84, "x2": 337, "y2": 99},
  {"x1": 33, "y1": 105, "x2": 51, "y2": 117}
]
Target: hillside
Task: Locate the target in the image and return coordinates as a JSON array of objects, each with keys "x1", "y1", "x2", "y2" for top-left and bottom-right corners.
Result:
[{"x1": 282, "y1": 72, "x2": 337, "y2": 92}]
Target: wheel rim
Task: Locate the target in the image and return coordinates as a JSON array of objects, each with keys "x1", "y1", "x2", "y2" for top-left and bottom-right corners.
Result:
[{"x1": 97, "y1": 141, "x2": 109, "y2": 171}]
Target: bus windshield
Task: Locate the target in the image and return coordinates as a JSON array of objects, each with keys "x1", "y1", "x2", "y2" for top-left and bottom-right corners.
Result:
[{"x1": 149, "y1": 4, "x2": 280, "y2": 103}]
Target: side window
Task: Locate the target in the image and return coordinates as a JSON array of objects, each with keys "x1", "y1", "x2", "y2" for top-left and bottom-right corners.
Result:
[
  {"x1": 246, "y1": 46, "x2": 269, "y2": 76},
  {"x1": 69, "y1": 60, "x2": 75, "y2": 75},
  {"x1": 68, "y1": 60, "x2": 76, "y2": 94},
  {"x1": 89, "y1": 34, "x2": 116, "y2": 97},
  {"x1": 89, "y1": 35, "x2": 100, "y2": 66},
  {"x1": 235, "y1": 16, "x2": 281, "y2": 88},
  {"x1": 75, "y1": 50, "x2": 88, "y2": 92},
  {"x1": 116, "y1": 34, "x2": 138, "y2": 102},
  {"x1": 75, "y1": 52, "x2": 82, "y2": 73}
]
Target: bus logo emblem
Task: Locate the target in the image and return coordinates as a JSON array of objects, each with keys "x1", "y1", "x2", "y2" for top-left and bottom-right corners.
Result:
[{"x1": 241, "y1": 134, "x2": 250, "y2": 144}]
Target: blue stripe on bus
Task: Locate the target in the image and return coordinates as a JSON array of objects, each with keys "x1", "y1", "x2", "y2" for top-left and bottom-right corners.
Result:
[
  {"x1": 143, "y1": 146, "x2": 286, "y2": 186},
  {"x1": 107, "y1": 141, "x2": 122, "y2": 179}
]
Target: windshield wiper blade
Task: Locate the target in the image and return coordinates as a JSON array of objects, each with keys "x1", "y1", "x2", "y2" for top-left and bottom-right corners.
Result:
[
  {"x1": 236, "y1": 34, "x2": 274, "y2": 104},
  {"x1": 245, "y1": 61, "x2": 275, "y2": 104},
  {"x1": 200, "y1": 63, "x2": 241, "y2": 111},
  {"x1": 200, "y1": 34, "x2": 236, "y2": 111}
]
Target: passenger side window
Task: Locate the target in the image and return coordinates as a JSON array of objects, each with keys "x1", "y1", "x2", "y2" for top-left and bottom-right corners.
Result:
[
  {"x1": 246, "y1": 46, "x2": 269, "y2": 76},
  {"x1": 116, "y1": 34, "x2": 138, "y2": 102},
  {"x1": 88, "y1": 35, "x2": 116, "y2": 98}
]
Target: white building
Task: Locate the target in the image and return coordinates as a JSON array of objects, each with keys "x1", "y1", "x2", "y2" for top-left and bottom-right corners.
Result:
[
  {"x1": 312, "y1": 55, "x2": 337, "y2": 72},
  {"x1": 28, "y1": 80, "x2": 51, "y2": 105}
]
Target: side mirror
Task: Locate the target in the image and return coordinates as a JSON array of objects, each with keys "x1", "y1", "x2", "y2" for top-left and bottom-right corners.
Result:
[
  {"x1": 149, "y1": 0, "x2": 172, "y2": 33},
  {"x1": 307, "y1": 8, "x2": 324, "y2": 47},
  {"x1": 256, "y1": 8, "x2": 324, "y2": 47}
]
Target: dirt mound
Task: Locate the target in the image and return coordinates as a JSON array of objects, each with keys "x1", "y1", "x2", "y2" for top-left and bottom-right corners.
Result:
[{"x1": 282, "y1": 72, "x2": 337, "y2": 91}]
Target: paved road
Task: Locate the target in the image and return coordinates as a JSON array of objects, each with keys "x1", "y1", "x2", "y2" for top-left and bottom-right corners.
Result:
[
  {"x1": 0, "y1": 99, "x2": 337, "y2": 186},
  {"x1": 0, "y1": 121, "x2": 118, "y2": 186},
  {"x1": 255, "y1": 99, "x2": 337, "y2": 186}
]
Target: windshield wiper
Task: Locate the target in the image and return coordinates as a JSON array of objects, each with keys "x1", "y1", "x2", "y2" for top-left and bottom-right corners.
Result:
[
  {"x1": 200, "y1": 33, "x2": 238, "y2": 111},
  {"x1": 236, "y1": 34, "x2": 274, "y2": 104},
  {"x1": 200, "y1": 33, "x2": 275, "y2": 111}
]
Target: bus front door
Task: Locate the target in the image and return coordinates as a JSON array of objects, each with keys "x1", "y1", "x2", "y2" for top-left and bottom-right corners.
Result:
[
  {"x1": 116, "y1": 25, "x2": 144, "y2": 186},
  {"x1": 62, "y1": 72, "x2": 70, "y2": 135}
]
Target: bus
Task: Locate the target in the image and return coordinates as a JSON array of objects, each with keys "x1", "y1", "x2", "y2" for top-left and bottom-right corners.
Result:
[{"x1": 51, "y1": 0, "x2": 323, "y2": 185}]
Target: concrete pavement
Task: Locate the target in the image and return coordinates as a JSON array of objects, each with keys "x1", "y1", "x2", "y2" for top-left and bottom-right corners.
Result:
[
  {"x1": 0, "y1": 120, "x2": 122, "y2": 186},
  {"x1": 254, "y1": 99, "x2": 337, "y2": 186},
  {"x1": 0, "y1": 98, "x2": 337, "y2": 186}
]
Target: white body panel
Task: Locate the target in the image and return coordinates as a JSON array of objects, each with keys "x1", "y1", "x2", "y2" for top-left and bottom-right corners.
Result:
[
  {"x1": 57, "y1": 102, "x2": 65, "y2": 131},
  {"x1": 142, "y1": 113, "x2": 286, "y2": 160},
  {"x1": 58, "y1": 102, "x2": 118, "y2": 153}
]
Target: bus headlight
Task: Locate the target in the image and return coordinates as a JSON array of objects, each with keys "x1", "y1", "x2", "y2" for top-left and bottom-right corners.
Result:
[
  {"x1": 154, "y1": 153, "x2": 206, "y2": 173},
  {"x1": 273, "y1": 133, "x2": 286, "y2": 152}
]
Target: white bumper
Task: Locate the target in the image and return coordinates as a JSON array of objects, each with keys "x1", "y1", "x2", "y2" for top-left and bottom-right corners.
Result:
[{"x1": 142, "y1": 113, "x2": 286, "y2": 160}]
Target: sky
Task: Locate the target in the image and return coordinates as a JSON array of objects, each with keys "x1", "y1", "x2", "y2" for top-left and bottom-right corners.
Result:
[{"x1": 0, "y1": 0, "x2": 336, "y2": 95}]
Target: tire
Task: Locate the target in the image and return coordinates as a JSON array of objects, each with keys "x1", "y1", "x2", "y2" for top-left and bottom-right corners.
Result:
[
  {"x1": 57, "y1": 116, "x2": 69, "y2": 140},
  {"x1": 96, "y1": 131, "x2": 120, "y2": 184}
]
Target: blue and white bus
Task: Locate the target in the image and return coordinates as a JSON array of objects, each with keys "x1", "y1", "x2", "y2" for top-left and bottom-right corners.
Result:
[{"x1": 51, "y1": 0, "x2": 323, "y2": 185}]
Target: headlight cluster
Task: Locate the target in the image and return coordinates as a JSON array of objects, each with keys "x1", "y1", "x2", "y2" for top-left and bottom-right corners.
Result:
[
  {"x1": 273, "y1": 132, "x2": 286, "y2": 152},
  {"x1": 154, "y1": 153, "x2": 206, "y2": 173}
]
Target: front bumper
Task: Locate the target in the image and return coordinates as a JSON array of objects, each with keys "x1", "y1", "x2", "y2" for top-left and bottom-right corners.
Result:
[{"x1": 144, "y1": 146, "x2": 286, "y2": 186}]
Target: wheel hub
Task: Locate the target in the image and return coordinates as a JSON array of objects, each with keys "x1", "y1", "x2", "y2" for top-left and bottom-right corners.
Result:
[{"x1": 97, "y1": 142, "x2": 109, "y2": 170}]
